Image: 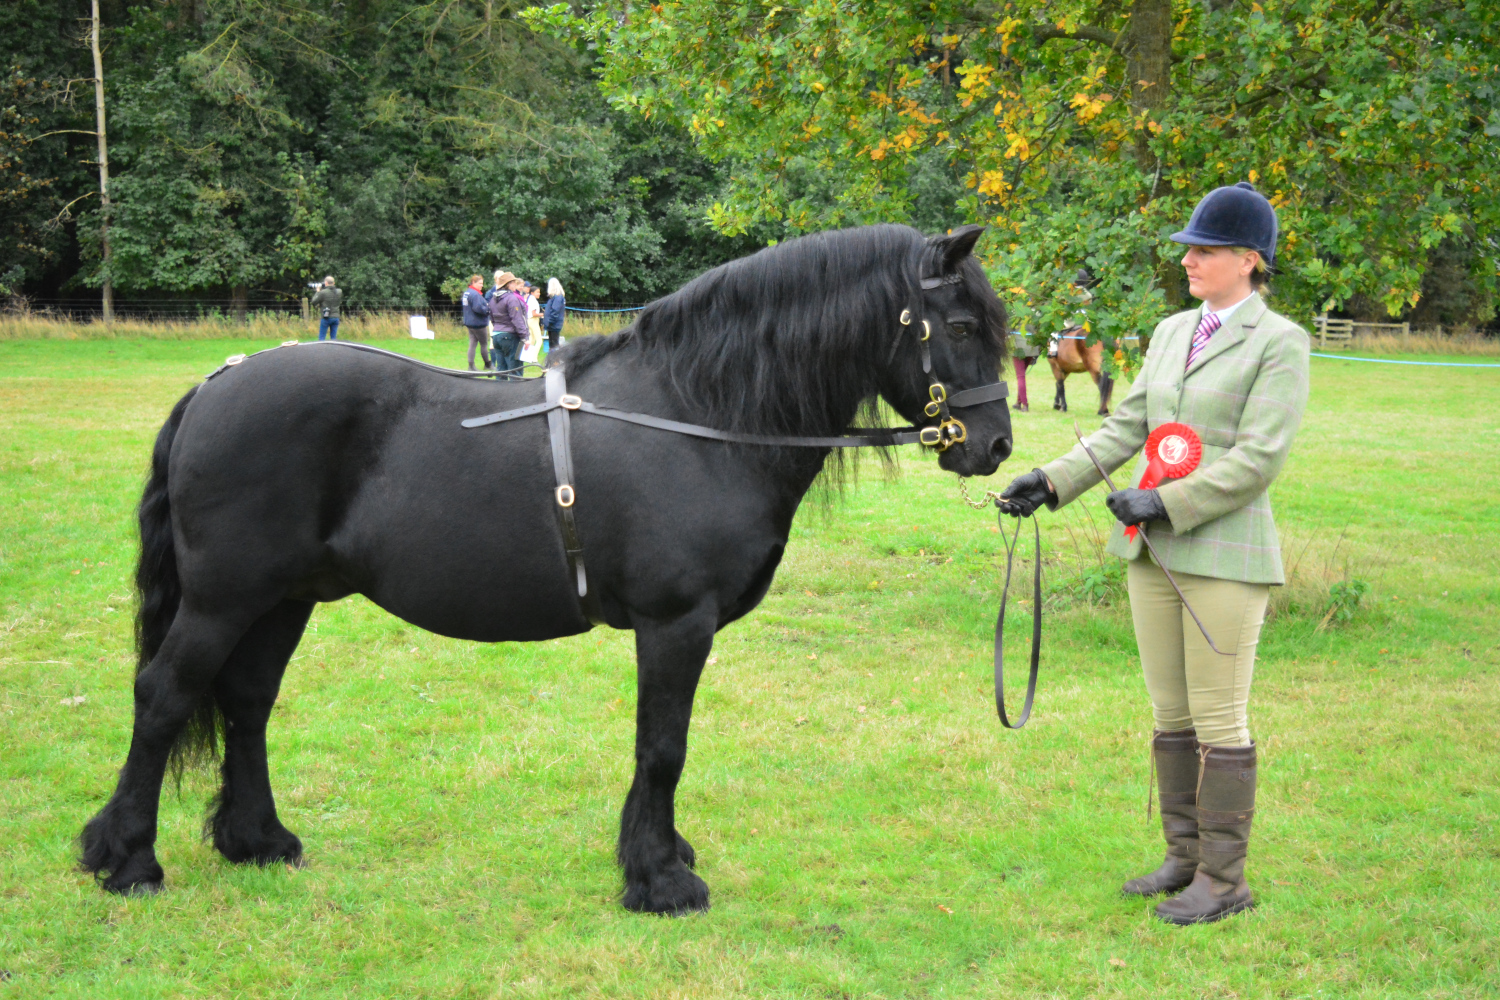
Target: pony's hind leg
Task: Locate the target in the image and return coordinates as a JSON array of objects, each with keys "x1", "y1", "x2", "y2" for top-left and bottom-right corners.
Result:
[
  {"x1": 618, "y1": 604, "x2": 716, "y2": 914},
  {"x1": 1097, "y1": 372, "x2": 1114, "y2": 415},
  {"x1": 80, "y1": 610, "x2": 247, "y2": 894},
  {"x1": 1053, "y1": 377, "x2": 1068, "y2": 412},
  {"x1": 209, "y1": 599, "x2": 314, "y2": 866}
]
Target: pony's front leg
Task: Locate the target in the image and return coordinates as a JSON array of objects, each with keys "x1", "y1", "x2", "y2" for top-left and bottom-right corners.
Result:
[{"x1": 618, "y1": 603, "x2": 716, "y2": 914}]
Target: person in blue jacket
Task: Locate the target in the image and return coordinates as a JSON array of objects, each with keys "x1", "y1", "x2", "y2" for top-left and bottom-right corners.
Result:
[
  {"x1": 542, "y1": 277, "x2": 566, "y2": 356},
  {"x1": 459, "y1": 275, "x2": 491, "y2": 371}
]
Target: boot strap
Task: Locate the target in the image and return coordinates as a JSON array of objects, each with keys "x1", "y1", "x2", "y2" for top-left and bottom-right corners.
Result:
[
  {"x1": 1198, "y1": 808, "x2": 1254, "y2": 825},
  {"x1": 1159, "y1": 791, "x2": 1197, "y2": 806},
  {"x1": 1162, "y1": 817, "x2": 1198, "y2": 834},
  {"x1": 1198, "y1": 838, "x2": 1250, "y2": 854}
]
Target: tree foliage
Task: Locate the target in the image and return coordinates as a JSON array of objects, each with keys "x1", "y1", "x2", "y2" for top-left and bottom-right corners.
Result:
[
  {"x1": 0, "y1": 0, "x2": 763, "y2": 304},
  {"x1": 534, "y1": 0, "x2": 1500, "y2": 358}
]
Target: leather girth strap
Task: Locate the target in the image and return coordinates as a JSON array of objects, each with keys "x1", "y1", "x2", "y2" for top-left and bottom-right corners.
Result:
[
  {"x1": 993, "y1": 507, "x2": 1043, "y2": 729},
  {"x1": 545, "y1": 367, "x2": 605, "y2": 626}
]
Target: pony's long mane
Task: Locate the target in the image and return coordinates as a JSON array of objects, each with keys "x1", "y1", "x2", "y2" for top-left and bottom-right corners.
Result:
[{"x1": 563, "y1": 224, "x2": 964, "y2": 435}]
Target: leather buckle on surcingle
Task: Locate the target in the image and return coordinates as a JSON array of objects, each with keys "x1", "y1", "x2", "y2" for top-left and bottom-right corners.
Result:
[
  {"x1": 555, "y1": 484, "x2": 576, "y2": 507},
  {"x1": 559, "y1": 394, "x2": 582, "y2": 410}
]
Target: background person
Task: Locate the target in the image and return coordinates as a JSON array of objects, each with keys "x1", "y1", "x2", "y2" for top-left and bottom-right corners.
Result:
[
  {"x1": 998, "y1": 183, "x2": 1309, "y2": 926},
  {"x1": 526, "y1": 284, "x2": 544, "y2": 353},
  {"x1": 489, "y1": 271, "x2": 528, "y2": 379},
  {"x1": 311, "y1": 276, "x2": 342, "y2": 340},
  {"x1": 1012, "y1": 336, "x2": 1040, "y2": 411},
  {"x1": 460, "y1": 274, "x2": 492, "y2": 371},
  {"x1": 543, "y1": 277, "x2": 566, "y2": 354}
]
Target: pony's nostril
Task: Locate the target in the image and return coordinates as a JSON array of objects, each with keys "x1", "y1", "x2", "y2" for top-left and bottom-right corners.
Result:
[{"x1": 992, "y1": 436, "x2": 1013, "y2": 462}]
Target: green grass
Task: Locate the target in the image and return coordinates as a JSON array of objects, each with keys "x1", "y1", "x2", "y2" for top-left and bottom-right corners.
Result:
[{"x1": 1, "y1": 336, "x2": 1497, "y2": 998}]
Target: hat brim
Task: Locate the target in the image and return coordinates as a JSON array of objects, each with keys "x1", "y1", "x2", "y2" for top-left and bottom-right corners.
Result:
[
  {"x1": 1169, "y1": 228, "x2": 1241, "y2": 247},
  {"x1": 1169, "y1": 231, "x2": 1277, "y2": 271}
]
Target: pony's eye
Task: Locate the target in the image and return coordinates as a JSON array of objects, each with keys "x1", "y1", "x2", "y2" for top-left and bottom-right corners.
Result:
[{"x1": 948, "y1": 320, "x2": 973, "y2": 338}]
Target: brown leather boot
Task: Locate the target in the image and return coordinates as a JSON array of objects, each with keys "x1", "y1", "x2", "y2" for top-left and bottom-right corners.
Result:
[
  {"x1": 1122, "y1": 728, "x2": 1200, "y2": 896},
  {"x1": 1156, "y1": 742, "x2": 1257, "y2": 925}
]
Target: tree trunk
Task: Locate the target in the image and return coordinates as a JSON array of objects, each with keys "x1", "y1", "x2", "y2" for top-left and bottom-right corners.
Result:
[
  {"x1": 1124, "y1": 0, "x2": 1178, "y2": 304},
  {"x1": 1124, "y1": 0, "x2": 1172, "y2": 179},
  {"x1": 232, "y1": 284, "x2": 248, "y2": 323},
  {"x1": 90, "y1": 0, "x2": 113, "y2": 324}
]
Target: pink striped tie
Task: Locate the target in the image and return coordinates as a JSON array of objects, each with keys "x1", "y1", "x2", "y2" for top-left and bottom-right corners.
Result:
[{"x1": 1185, "y1": 311, "x2": 1221, "y2": 369}]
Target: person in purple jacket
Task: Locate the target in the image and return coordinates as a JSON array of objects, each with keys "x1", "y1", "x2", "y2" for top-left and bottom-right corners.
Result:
[{"x1": 488, "y1": 271, "x2": 529, "y2": 380}]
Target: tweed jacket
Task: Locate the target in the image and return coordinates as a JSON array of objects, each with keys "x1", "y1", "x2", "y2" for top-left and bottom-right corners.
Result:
[{"x1": 1040, "y1": 293, "x2": 1309, "y2": 585}]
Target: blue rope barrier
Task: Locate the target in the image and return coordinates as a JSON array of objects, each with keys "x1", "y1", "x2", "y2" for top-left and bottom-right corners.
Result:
[
  {"x1": 1309, "y1": 352, "x2": 1500, "y2": 368},
  {"x1": 565, "y1": 305, "x2": 644, "y2": 314}
]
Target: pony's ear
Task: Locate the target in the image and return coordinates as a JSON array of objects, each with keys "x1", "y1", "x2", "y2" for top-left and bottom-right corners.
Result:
[{"x1": 928, "y1": 224, "x2": 986, "y2": 273}]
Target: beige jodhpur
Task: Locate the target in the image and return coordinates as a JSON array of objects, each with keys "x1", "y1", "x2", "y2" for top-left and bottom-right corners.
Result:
[{"x1": 1126, "y1": 557, "x2": 1270, "y2": 748}]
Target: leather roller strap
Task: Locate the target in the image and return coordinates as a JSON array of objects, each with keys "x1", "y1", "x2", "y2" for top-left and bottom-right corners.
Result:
[{"x1": 545, "y1": 368, "x2": 604, "y2": 626}]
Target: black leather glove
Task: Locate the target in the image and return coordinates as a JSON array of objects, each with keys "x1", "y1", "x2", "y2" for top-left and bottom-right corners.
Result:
[
  {"x1": 1105, "y1": 488, "x2": 1168, "y2": 527},
  {"x1": 997, "y1": 469, "x2": 1057, "y2": 517}
]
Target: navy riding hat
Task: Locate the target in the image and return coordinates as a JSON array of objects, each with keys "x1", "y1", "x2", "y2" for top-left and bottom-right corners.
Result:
[{"x1": 1170, "y1": 182, "x2": 1278, "y2": 270}]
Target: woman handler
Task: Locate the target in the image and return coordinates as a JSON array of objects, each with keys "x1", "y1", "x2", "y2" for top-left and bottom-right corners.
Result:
[{"x1": 999, "y1": 183, "x2": 1309, "y2": 925}]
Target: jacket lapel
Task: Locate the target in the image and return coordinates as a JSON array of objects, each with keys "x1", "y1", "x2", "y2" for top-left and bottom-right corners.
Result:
[{"x1": 1184, "y1": 293, "x2": 1263, "y2": 378}]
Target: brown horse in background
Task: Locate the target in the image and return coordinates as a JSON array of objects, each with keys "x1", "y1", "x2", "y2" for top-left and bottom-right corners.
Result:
[{"x1": 1049, "y1": 327, "x2": 1114, "y2": 415}]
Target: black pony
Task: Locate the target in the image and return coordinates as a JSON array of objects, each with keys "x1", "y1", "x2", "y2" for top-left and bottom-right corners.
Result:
[{"x1": 80, "y1": 223, "x2": 1014, "y2": 913}]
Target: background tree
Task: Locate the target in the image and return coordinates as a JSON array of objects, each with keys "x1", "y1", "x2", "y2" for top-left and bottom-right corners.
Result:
[
  {"x1": 0, "y1": 0, "x2": 767, "y2": 307},
  {"x1": 532, "y1": 0, "x2": 1500, "y2": 359}
]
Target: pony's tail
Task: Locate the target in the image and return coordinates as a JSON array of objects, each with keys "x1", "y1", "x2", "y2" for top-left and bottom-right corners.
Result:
[{"x1": 134, "y1": 385, "x2": 222, "y2": 778}]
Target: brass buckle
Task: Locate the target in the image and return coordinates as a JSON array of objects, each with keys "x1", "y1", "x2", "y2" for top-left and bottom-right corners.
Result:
[
  {"x1": 920, "y1": 319, "x2": 932, "y2": 341},
  {"x1": 555, "y1": 484, "x2": 576, "y2": 507},
  {"x1": 939, "y1": 418, "x2": 968, "y2": 449},
  {"x1": 924, "y1": 383, "x2": 947, "y2": 418},
  {"x1": 919, "y1": 426, "x2": 942, "y2": 447},
  {"x1": 900, "y1": 308, "x2": 912, "y2": 326},
  {"x1": 559, "y1": 393, "x2": 582, "y2": 410}
]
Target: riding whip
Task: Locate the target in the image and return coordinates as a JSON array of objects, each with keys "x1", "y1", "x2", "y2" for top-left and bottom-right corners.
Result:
[{"x1": 1071, "y1": 421, "x2": 1230, "y2": 656}]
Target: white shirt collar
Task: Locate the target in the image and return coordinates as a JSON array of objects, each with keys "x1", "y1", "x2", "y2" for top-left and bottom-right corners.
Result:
[{"x1": 1202, "y1": 291, "x2": 1255, "y2": 326}]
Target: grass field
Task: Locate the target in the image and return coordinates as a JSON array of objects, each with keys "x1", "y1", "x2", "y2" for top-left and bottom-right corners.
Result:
[{"x1": 1, "y1": 335, "x2": 1497, "y2": 999}]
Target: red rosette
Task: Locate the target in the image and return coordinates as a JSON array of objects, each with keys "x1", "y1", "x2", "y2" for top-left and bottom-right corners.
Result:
[{"x1": 1125, "y1": 422, "x2": 1203, "y2": 540}]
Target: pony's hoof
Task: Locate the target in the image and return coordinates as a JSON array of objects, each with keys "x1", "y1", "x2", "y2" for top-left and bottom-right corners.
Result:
[
  {"x1": 675, "y1": 830, "x2": 697, "y2": 869},
  {"x1": 623, "y1": 862, "x2": 710, "y2": 915},
  {"x1": 95, "y1": 853, "x2": 166, "y2": 896},
  {"x1": 214, "y1": 824, "x2": 303, "y2": 867}
]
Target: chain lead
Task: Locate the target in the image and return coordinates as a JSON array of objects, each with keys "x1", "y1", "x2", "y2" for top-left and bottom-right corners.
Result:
[{"x1": 957, "y1": 478, "x2": 1007, "y2": 510}]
